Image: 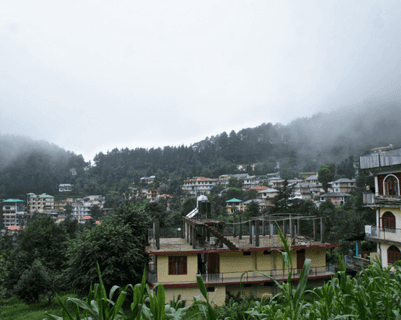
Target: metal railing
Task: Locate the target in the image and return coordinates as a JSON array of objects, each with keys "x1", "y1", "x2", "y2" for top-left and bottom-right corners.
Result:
[
  {"x1": 147, "y1": 265, "x2": 335, "y2": 285},
  {"x1": 365, "y1": 225, "x2": 401, "y2": 244}
]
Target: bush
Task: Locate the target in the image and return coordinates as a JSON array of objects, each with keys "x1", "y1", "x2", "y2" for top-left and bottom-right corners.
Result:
[{"x1": 14, "y1": 259, "x2": 52, "y2": 305}]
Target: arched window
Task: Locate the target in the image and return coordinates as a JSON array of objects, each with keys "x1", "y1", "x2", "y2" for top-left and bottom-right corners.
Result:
[
  {"x1": 384, "y1": 175, "x2": 399, "y2": 196},
  {"x1": 382, "y1": 211, "x2": 396, "y2": 230},
  {"x1": 388, "y1": 246, "x2": 401, "y2": 266}
]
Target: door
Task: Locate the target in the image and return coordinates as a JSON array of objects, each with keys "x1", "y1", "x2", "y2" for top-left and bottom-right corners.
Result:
[{"x1": 297, "y1": 249, "x2": 305, "y2": 271}]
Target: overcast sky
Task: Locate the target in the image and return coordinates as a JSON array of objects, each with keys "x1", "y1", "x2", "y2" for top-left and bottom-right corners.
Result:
[{"x1": 1, "y1": 1, "x2": 401, "y2": 162}]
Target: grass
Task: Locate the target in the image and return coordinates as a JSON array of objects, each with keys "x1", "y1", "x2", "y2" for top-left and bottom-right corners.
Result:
[{"x1": 2, "y1": 294, "x2": 75, "y2": 320}]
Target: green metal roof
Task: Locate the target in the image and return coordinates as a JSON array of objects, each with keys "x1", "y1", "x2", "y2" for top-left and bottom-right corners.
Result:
[
  {"x1": 39, "y1": 194, "x2": 54, "y2": 198},
  {"x1": 3, "y1": 199, "x2": 24, "y2": 202},
  {"x1": 226, "y1": 198, "x2": 242, "y2": 203}
]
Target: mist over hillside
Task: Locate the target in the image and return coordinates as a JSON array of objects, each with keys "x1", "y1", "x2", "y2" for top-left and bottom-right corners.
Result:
[{"x1": 1, "y1": 103, "x2": 400, "y2": 199}]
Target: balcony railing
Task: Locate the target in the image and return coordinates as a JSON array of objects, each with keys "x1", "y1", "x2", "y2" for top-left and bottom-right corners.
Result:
[
  {"x1": 146, "y1": 264, "x2": 335, "y2": 285},
  {"x1": 363, "y1": 193, "x2": 374, "y2": 205},
  {"x1": 365, "y1": 225, "x2": 401, "y2": 244}
]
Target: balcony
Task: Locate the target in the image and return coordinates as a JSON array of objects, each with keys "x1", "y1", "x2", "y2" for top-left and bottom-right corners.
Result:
[
  {"x1": 365, "y1": 225, "x2": 401, "y2": 245},
  {"x1": 362, "y1": 193, "x2": 401, "y2": 207},
  {"x1": 146, "y1": 264, "x2": 335, "y2": 286}
]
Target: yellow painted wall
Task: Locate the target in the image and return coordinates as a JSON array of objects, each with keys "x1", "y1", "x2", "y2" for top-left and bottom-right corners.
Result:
[
  {"x1": 380, "y1": 207, "x2": 401, "y2": 227},
  {"x1": 305, "y1": 248, "x2": 326, "y2": 267},
  {"x1": 220, "y1": 252, "x2": 254, "y2": 273},
  {"x1": 157, "y1": 254, "x2": 197, "y2": 283},
  {"x1": 164, "y1": 285, "x2": 226, "y2": 307}
]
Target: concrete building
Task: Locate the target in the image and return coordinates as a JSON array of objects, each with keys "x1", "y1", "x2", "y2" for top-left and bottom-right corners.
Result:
[
  {"x1": 2, "y1": 199, "x2": 27, "y2": 228},
  {"x1": 182, "y1": 177, "x2": 218, "y2": 196},
  {"x1": 145, "y1": 196, "x2": 337, "y2": 306},
  {"x1": 329, "y1": 178, "x2": 355, "y2": 193},
  {"x1": 27, "y1": 193, "x2": 54, "y2": 214},
  {"x1": 360, "y1": 148, "x2": 401, "y2": 268},
  {"x1": 59, "y1": 184, "x2": 73, "y2": 192}
]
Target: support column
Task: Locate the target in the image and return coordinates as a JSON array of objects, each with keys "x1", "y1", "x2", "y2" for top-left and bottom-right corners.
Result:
[
  {"x1": 155, "y1": 219, "x2": 160, "y2": 250},
  {"x1": 192, "y1": 225, "x2": 196, "y2": 249},
  {"x1": 320, "y1": 217, "x2": 324, "y2": 243},
  {"x1": 283, "y1": 219, "x2": 286, "y2": 238},
  {"x1": 262, "y1": 218, "x2": 266, "y2": 236},
  {"x1": 270, "y1": 223, "x2": 274, "y2": 246},
  {"x1": 249, "y1": 220, "x2": 253, "y2": 244},
  {"x1": 255, "y1": 220, "x2": 259, "y2": 247},
  {"x1": 374, "y1": 175, "x2": 379, "y2": 196},
  {"x1": 233, "y1": 214, "x2": 236, "y2": 238},
  {"x1": 289, "y1": 214, "x2": 293, "y2": 238},
  {"x1": 239, "y1": 215, "x2": 242, "y2": 240},
  {"x1": 313, "y1": 219, "x2": 316, "y2": 241},
  {"x1": 297, "y1": 218, "x2": 300, "y2": 237},
  {"x1": 189, "y1": 225, "x2": 192, "y2": 245}
]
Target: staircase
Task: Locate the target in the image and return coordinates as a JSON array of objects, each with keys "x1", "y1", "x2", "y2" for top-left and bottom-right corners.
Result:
[{"x1": 205, "y1": 225, "x2": 239, "y2": 250}]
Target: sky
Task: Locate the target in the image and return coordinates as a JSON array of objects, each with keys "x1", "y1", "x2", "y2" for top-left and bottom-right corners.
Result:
[{"x1": 1, "y1": 1, "x2": 401, "y2": 162}]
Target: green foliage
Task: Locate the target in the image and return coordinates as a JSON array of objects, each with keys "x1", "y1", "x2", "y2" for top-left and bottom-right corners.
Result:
[
  {"x1": 14, "y1": 259, "x2": 52, "y2": 305},
  {"x1": 62, "y1": 202, "x2": 148, "y2": 295},
  {"x1": 318, "y1": 163, "x2": 336, "y2": 192}
]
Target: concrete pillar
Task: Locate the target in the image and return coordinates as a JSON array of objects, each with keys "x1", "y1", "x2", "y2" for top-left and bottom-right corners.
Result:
[
  {"x1": 289, "y1": 214, "x2": 293, "y2": 238},
  {"x1": 155, "y1": 219, "x2": 160, "y2": 250},
  {"x1": 249, "y1": 221, "x2": 253, "y2": 244},
  {"x1": 192, "y1": 225, "x2": 196, "y2": 249},
  {"x1": 270, "y1": 223, "x2": 274, "y2": 246},
  {"x1": 262, "y1": 218, "x2": 266, "y2": 236},
  {"x1": 233, "y1": 214, "x2": 236, "y2": 238},
  {"x1": 283, "y1": 219, "x2": 286, "y2": 238},
  {"x1": 320, "y1": 217, "x2": 324, "y2": 243},
  {"x1": 297, "y1": 218, "x2": 300, "y2": 237},
  {"x1": 313, "y1": 219, "x2": 316, "y2": 241},
  {"x1": 255, "y1": 220, "x2": 259, "y2": 247},
  {"x1": 239, "y1": 215, "x2": 242, "y2": 240},
  {"x1": 189, "y1": 225, "x2": 192, "y2": 245},
  {"x1": 374, "y1": 175, "x2": 379, "y2": 196}
]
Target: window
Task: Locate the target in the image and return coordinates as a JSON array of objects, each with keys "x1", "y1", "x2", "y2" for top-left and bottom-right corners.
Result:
[
  {"x1": 388, "y1": 246, "x2": 401, "y2": 266},
  {"x1": 382, "y1": 212, "x2": 396, "y2": 230},
  {"x1": 384, "y1": 175, "x2": 399, "y2": 196},
  {"x1": 168, "y1": 256, "x2": 187, "y2": 275},
  {"x1": 207, "y1": 286, "x2": 215, "y2": 292},
  {"x1": 243, "y1": 252, "x2": 251, "y2": 256},
  {"x1": 263, "y1": 250, "x2": 271, "y2": 255}
]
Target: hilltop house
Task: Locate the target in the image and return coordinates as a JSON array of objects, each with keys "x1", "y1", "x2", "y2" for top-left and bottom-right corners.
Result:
[
  {"x1": 329, "y1": 178, "x2": 355, "y2": 193},
  {"x1": 145, "y1": 196, "x2": 337, "y2": 306},
  {"x1": 360, "y1": 148, "x2": 401, "y2": 267}
]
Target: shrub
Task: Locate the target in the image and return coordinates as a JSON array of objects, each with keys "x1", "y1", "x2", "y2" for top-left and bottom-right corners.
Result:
[{"x1": 14, "y1": 259, "x2": 52, "y2": 305}]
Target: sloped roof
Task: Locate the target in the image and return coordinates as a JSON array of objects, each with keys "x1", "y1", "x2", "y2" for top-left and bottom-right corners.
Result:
[
  {"x1": 7, "y1": 225, "x2": 22, "y2": 231},
  {"x1": 3, "y1": 199, "x2": 24, "y2": 202},
  {"x1": 226, "y1": 198, "x2": 242, "y2": 203},
  {"x1": 259, "y1": 188, "x2": 279, "y2": 193}
]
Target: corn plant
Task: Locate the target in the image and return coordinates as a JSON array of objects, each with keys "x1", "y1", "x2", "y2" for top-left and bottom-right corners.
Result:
[{"x1": 45, "y1": 263, "x2": 150, "y2": 320}]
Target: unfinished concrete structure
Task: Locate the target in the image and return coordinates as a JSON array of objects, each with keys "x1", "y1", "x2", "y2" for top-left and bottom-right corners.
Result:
[{"x1": 146, "y1": 196, "x2": 337, "y2": 306}]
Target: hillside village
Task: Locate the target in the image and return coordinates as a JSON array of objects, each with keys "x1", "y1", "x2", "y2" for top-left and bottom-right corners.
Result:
[{"x1": 1, "y1": 171, "x2": 356, "y2": 233}]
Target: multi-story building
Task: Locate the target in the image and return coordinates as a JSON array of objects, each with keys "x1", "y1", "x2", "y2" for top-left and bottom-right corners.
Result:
[
  {"x1": 242, "y1": 176, "x2": 260, "y2": 191},
  {"x1": 70, "y1": 195, "x2": 105, "y2": 223},
  {"x1": 146, "y1": 196, "x2": 337, "y2": 306},
  {"x1": 59, "y1": 184, "x2": 73, "y2": 192},
  {"x1": 257, "y1": 188, "x2": 279, "y2": 207},
  {"x1": 360, "y1": 148, "x2": 401, "y2": 267},
  {"x1": 329, "y1": 178, "x2": 355, "y2": 193},
  {"x1": 226, "y1": 198, "x2": 243, "y2": 214},
  {"x1": 293, "y1": 183, "x2": 324, "y2": 200},
  {"x1": 182, "y1": 177, "x2": 218, "y2": 196},
  {"x1": 2, "y1": 199, "x2": 26, "y2": 227},
  {"x1": 27, "y1": 193, "x2": 55, "y2": 214},
  {"x1": 319, "y1": 192, "x2": 351, "y2": 206}
]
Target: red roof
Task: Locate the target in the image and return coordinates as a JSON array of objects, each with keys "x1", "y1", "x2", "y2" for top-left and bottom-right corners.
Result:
[
  {"x1": 82, "y1": 215, "x2": 92, "y2": 220},
  {"x1": 160, "y1": 194, "x2": 172, "y2": 198},
  {"x1": 95, "y1": 221, "x2": 101, "y2": 225},
  {"x1": 7, "y1": 225, "x2": 22, "y2": 231},
  {"x1": 250, "y1": 186, "x2": 266, "y2": 191}
]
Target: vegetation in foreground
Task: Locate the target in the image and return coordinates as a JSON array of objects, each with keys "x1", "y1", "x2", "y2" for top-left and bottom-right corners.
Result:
[{"x1": 36, "y1": 228, "x2": 401, "y2": 319}]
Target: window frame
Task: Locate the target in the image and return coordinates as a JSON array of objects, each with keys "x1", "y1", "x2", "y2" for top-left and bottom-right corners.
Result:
[
  {"x1": 383, "y1": 174, "x2": 400, "y2": 196},
  {"x1": 168, "y1": 256, "x2": 187, "y2": 275},
  {"x1": 388, "y1": 246, "x2": 401, "y2": 266}
]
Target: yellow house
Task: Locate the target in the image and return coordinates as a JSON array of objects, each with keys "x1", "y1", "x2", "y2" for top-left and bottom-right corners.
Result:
[
  {"x1": 360, "y1": 148, "x2": 401, "y2": 268},
  {"x1": 145, "y1": 197, "x2": 337, "y2": 306}
]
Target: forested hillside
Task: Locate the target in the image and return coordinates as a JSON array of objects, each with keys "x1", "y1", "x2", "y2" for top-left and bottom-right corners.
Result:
[
  {"x1": 0, "y1": 135, "x2": 86, "y2": 199},
  {"x1": 1, "y1": 104, "x2": 401, "y2": 200}
]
